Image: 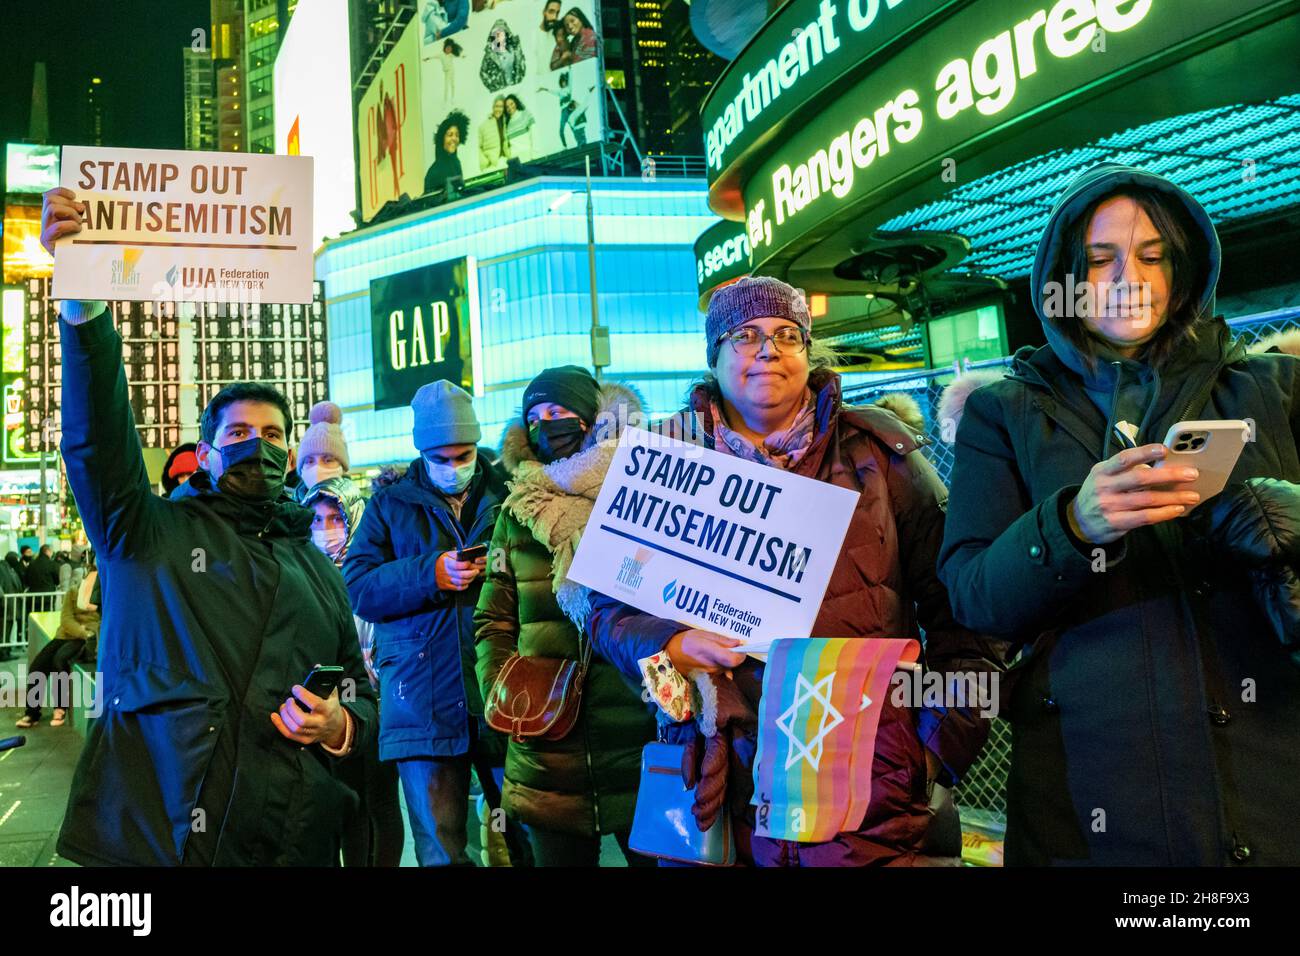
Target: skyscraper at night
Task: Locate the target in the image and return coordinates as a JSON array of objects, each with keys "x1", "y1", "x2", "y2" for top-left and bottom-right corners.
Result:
[
  {"x1": 243, "y1": 0, "x2": 297, "y2": 154},
  {"x1": 182, "y1": 48, "x2": 217, "y2": 151}
]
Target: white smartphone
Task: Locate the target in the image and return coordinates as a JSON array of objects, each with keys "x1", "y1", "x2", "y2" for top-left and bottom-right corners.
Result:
[{"x1": 1151, "y1": 419, "x2": 1251, "y2": 507}]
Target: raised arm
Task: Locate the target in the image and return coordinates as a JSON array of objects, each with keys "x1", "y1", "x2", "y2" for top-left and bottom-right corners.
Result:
[{"x1": 43, "y1": 188, "x2": 164, "y2": 560}]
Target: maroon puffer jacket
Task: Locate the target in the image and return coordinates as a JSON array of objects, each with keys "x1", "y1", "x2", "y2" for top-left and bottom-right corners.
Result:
[{"x1": 586, "y1": 370, "x2": 1008, "y2": 866}]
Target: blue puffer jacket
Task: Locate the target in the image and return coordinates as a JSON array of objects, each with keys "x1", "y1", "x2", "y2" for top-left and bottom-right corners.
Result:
[{"x1": 344, "y1": 454, "x2": 507, "y2": 760}]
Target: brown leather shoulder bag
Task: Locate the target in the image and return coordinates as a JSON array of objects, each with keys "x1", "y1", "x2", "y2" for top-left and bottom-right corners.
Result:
[{"x1": 484, "y1": 637, "x2": 592, "y2": 742}]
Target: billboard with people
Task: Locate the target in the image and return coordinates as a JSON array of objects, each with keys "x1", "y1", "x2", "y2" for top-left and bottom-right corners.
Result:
[
  {"x1": 357, "y1": 19, "x2": 427, "y2": 222},
  {"x1": 416, "y1": 0, "x2": 603, "y2": 195}
]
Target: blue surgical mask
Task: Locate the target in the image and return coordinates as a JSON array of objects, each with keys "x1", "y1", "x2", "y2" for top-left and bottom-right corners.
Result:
[{"x1": 424, "y1": 456, "x2": 476, "y2": 495}]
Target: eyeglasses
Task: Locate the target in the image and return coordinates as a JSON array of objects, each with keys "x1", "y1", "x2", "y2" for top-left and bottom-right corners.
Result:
[{"x1": 716, "y1": 326, "x2": 808, "y2": 357}]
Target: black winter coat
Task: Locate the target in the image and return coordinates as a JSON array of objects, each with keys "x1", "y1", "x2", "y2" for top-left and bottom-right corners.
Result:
[
  {"x1": 939, "y1": 164, "x2": 1300, "y2": 866},
  {"x1": 25, "y1": 554, "x2": 60, "y2": 592},
  {"x1": 56, "y1": 310, "x2": 376, "y2": 867}
]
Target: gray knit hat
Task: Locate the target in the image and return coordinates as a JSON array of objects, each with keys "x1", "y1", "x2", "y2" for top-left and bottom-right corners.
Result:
[
  {"x1": 297, "y1": 401, "x2": 349, "y2": 472},
  {"x1": 412, "y1": 380, "x2": 481, "y2": 451},
  {"x1": 705, "y1": 275, "x2": 812, "y2": 367}
]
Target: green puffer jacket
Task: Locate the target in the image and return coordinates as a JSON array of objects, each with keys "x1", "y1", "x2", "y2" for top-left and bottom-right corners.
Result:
[{"x1": 474, "y1": 383, "x2": 656, "y2": 837}]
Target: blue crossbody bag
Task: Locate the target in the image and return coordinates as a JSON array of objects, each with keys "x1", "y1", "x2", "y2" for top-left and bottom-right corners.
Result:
[{"x1": 627, "y1": 742, "x2": 736, "y2": 866}]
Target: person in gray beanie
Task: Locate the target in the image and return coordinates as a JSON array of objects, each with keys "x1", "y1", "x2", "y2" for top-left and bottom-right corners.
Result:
[
  {"x1": 344, "y1": 378, "x2": 530, "y2": 867},
  {"x1": 584, "y1": 273, "x2": 999, "y2": 867}
]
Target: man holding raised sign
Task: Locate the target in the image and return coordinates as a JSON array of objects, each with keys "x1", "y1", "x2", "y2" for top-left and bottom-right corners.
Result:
[
  {"x1": 40, "y1": 171, "x2": 374, "y2": 867},
  {"x1": 577, "y1": 276, "x2": 1008, "y2": 867}
]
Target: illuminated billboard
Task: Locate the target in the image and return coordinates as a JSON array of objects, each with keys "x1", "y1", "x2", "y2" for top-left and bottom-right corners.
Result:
[
  {"x1": 700, "y1": 0, "x2": 1300, "y2": 286},
  {"x1": 415, "y1": 0, "x2": 604, "y2": 192},
  {"x1": 694, "y1": 217, "x2": 751, "y2": 307},
  {"x1": 369, "y1": 255, "x2": 482, "y2": 411},
  {"x1": 273, "y1": 0, "x2": 357, "y2": 249},
  {"x1": 2, "y1": 205, "x2": 53, "y2": 283},
  {"x1": 358, "y1": 20, "x2": 427, "y2": 222},
  {"x1": 1, "y1": 286, "x2": 36, "y2": 463},
  {"x1": 5, "y1": 143, "x2": 60, "y2": 195}
]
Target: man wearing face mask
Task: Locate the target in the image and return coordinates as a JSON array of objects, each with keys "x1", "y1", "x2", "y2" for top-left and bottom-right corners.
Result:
[
  {"x1": 345, "y1": 380, "x2": 526, "y2": 866},
  {"x1": 40, "y1": 203, "x2": 377, "y2": 867}
]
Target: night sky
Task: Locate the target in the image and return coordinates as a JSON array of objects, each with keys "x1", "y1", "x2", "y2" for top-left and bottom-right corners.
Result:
[{"x1": 0, "y1": 0, "x2": 211, "y2": 193}]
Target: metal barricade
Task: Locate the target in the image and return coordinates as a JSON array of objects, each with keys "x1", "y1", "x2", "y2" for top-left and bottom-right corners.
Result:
[{"x1": 0, "y1": 591, "x2": 67, "y2": 658}]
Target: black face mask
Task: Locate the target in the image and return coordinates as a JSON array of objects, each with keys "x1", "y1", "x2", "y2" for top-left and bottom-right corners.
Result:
[
  {"x1": 213, "y1": 437, "x2": 288, "y2": 502},
  {"x1": 529, "y1": 418, "x2": 586, "y2": 464}
]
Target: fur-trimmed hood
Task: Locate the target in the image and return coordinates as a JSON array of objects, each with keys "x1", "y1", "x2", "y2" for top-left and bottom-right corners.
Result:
[
  {"x1": 936, "y1": 369, "x2": 1005, "y2": 436},
  {"x1": 871, "y1": 391, "x2": 925, "y2": 435},
  {"x1": 500, "y1": 380, "x2": 647, "y2": 475},
  {"x1": 1251, "y1": 328, "x2": 1300, "y2": 358}
]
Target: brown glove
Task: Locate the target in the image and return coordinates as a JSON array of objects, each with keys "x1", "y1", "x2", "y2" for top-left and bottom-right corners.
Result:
[{"x1": 680, "y1": 672, "x2": 759, "y2": 831}]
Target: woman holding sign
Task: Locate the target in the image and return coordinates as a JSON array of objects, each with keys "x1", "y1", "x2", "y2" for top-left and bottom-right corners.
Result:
[
  {"x1": 586, "y1": 276, "x2": 1006, "y2": 866},
  {"x1": 474, "y1": 367, "x2": 657, "y2": 866},
  {"x1": 939, "y1": 164, "x2": 1300, "y2": 866}
]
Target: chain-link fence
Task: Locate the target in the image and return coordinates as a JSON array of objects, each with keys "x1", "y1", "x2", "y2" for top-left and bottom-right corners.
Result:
[{"x1": 842, "y1": 307, "x2": 1300, "y2": 820}]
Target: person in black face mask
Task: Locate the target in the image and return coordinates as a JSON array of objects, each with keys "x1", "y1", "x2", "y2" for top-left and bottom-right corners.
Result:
[
  {"x1": 40, "y1": 265, "x2": 377, "y2": 866},
  {"x1": 521, "y1": 364, "x2": 601, "y2": 463},
  {"x1": 473, "y1": 366, "x2": 658, "y2": 867}
]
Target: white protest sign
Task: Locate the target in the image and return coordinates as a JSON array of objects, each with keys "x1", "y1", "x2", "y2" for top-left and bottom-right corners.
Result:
[
  {"x1": 568, "y1": 427, "x2": 858, "y2": 653},
  {"x1": 53, "y1": 145, "x2": 314, "y2": 304}
]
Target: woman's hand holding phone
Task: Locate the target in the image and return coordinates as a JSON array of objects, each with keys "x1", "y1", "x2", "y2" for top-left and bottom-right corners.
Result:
[{"x1": 1068, "y1": 443, "x2": 1201, "y2": 545}]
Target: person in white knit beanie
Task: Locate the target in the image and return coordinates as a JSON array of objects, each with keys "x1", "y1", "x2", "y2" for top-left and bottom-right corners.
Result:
[{"x1": 297, "y1": 401, "x2": 350, "y2": 495}]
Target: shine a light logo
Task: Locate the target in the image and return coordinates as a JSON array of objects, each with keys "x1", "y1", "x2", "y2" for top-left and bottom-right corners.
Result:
[
  {"x1": 614, "y1": 547, "x2": 651, "y2": 593},
  {"x1": 110, "y1": 247, "x2": 143, "y2": 290}
]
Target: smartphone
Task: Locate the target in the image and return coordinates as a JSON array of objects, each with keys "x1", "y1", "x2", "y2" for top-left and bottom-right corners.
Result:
[
  {"x1": 1151, "y1": 419, "x2": 1250, "y2": 507},
  {"x1": 456, "y1": 543, "x2": 488, "y2": 562},
  {"x1": 298, "y1": 664, "x2": 345, "y2": 706}
]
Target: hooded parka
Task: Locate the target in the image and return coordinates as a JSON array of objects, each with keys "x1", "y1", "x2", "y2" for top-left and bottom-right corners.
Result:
[
  {"x1": 474, "y1": 383, "x2": 656, "y2": 837},
  {"x1": 587, "y1": 370, "x2": 1007, "y2": 865},
  {"x1": 938, "y1": 164, "x2": 1300, "y2": 866},
  {"x1": 344, "y1": 453, "x2": 509, "y2": 761}
]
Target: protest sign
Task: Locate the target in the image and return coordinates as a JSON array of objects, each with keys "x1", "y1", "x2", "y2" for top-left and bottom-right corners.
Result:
[
  {"x1": 567, "y1": 427, "x2": 858, "y2": 652},
  {"x1": 52, "y1": 145, "x2": 314, "y2": 304}
]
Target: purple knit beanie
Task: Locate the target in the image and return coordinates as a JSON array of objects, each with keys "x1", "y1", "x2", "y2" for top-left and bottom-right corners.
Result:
[{"x1": 705, "y1": 275, "x2": 812, "y2": 367}]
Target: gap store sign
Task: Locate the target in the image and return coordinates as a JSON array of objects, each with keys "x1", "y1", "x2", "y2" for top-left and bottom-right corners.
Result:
[{"x1": 701, "y1": 0, "x2": 1299, "y2": 275}]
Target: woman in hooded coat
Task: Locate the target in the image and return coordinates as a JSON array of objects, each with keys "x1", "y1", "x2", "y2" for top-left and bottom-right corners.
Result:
[
  {"x1": 302, "y1": 449, "x2": 405, "y2": 866},
  {"x1": 474, "y1": 366, "x2": 657, "y2": 866},
  {"x1": 939, "y1": 163, "x2": 1300, "y2": 866}
]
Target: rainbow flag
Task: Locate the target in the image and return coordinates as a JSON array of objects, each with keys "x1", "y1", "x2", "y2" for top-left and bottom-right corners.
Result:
[{"x1": 753, "y1": 638, "x2": 919, "y2": 843}]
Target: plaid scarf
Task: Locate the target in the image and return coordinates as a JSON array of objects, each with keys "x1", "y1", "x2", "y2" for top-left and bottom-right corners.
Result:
[{"x1": 707, "y1": 390, "x2": 816, "y2": 470}]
